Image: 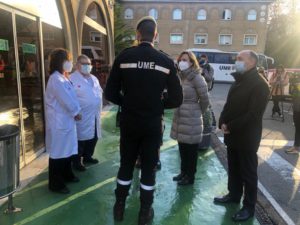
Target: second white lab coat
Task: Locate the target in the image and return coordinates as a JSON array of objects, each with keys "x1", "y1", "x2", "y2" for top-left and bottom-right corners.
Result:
[
  {"x1": 45, "y1": 71, "x2": 81, "y2": 159},
  {"x1": 70, "y1": 71, "x2": 102, "y2": 141}
]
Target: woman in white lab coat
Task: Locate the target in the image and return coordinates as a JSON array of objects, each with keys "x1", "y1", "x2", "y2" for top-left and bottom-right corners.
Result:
[
  {"x1": 45, "y1": 48, "x2": 82, "y2": 194},
  {"x1": 70, "y1": 55, "x2": 102, "y2": 171}
]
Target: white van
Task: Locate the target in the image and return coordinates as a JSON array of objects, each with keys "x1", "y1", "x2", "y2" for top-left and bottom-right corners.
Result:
[{"x1": 81, "y1": 46, "x2": 103, "y2": 60}]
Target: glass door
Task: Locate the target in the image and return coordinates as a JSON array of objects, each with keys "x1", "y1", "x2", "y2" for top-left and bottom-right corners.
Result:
[
  {"x1": 15, "y1": 12, "x2": 45, "y2": 161},
  {"x1": 0, "y1": 7, "x2": 21, "y2": 147}
]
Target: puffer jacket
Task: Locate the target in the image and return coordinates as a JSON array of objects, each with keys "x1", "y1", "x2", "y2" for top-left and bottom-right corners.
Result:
[{"x1": 170, "y1": 67, "x2": 209, "y2": 144}]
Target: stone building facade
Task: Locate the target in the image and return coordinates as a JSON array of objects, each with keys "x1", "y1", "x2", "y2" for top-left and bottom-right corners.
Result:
[{"x1": 120, "y1": 0, "x2": 274, "y2": 58}]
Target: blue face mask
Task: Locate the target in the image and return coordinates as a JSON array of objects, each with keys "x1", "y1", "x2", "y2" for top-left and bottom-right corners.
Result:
[
  {"x1": 235, "y1": 61, "x2": 246, "y2": 73},
  {"x1": 80, "y1": 64, "x2": 92, "y2": 75},
  {"x1": 199, "y1": 59, "x2": 206, "y2": 65}
]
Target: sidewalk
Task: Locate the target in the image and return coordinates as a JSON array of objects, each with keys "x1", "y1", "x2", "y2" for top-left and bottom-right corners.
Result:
[{"x1": 0, "y1": 108, "x2": 260, "y2": 225}]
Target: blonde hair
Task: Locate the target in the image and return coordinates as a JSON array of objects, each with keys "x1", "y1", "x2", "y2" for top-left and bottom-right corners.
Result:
[{"x1": 177, "y1": 51, "x2": 200, "y2": 70}]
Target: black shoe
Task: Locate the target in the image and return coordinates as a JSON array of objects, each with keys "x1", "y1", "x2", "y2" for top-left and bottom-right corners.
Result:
[
  {"x1": 65, "y1": 176, "x2": 80, "y2": 183},
  {"x1": 213, "y1": 194, "x2": 240, "y2": 204},
  {"x1": 113, "y1": 201, "x2": 125, "y2": 221},
  {"x1": 177, "y1": 175, "x2": 194, "y2": 186},
  {"x1": 73, "y1": 163, "x2": 86, "y2": 172},
  {"x1": 232, "y1": 207, "x2": 254, "y2": 222},
  {"x1": 155, "y1": 160, "x2": 161, "y2": 171},
  {"x1": 173, "y1": 173, "x2": 185, "y2": 181},
  {"x1": 83, "y1": 158, "x2": 99, "y2": 164},
  {"x1": 49, "y1": 186, "x2": 70, "y2": 194},
  {"x1": 138, "y1": 207, "x2": 154, "y2": 225}
]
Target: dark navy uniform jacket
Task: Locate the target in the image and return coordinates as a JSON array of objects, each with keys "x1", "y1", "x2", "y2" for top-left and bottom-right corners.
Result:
[{"x1": 105, "y1": 42, "x2": 183, "y2": 119}]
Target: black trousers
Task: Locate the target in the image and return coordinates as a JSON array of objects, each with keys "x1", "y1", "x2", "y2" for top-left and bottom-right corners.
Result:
[
  {"x1": 48, "y1": 157, "x2": 76, "y2": 191},
  {"x1": 227, "y1": 146, "x2": 258, "y2": 210},
  {"x1": 272, "y1": 95, "x2": 281, "y2": 113},
  {"x1": 115, "y1": 116, "x2": 162, "y2": 209},
  {"x1": 73, "y1": 122, "x2": 98, "y2": 165},
  {"x1": 293, "y1": 111, "x2": 300, "y2": 147},
  {"x1": 178, "y1": 142, "x2": 199, "y2": 180}
]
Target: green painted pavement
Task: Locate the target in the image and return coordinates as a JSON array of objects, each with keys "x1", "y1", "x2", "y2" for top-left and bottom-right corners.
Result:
[{"x1": 0, "y1": 109, "x2": 260, "y2": 225}]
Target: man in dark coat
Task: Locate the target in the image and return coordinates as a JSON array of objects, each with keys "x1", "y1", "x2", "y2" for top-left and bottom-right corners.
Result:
[{"x1": 214, "y1": 50, "x2": 270, "y2": 222}]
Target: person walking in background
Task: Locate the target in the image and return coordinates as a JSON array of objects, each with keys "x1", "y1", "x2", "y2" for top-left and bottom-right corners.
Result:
[
  {"x1": 70, "y1": 55, "x2": 102, "y2": 171},
  {"x1": 199, "y1": 54, "x2": 216, "y2": 150},
  {"x1": 199, "y1": 54, "x2": 214, "y2": 91},
  {"x1": 171, "y1": 51, "x2": 209, "y2": 185},
  {"x1": 286, "y1": 73, "x2": 300, "y2": 154},
  {"x1": 105, "y1": 16, "x2": 182, "y2": 225},
  {"x1": 45, "y1": 48, "x2": 81, "y2": 194},
  {"x1": 214, "y1": 50, "x2": 270, "y2": 222},
  {"x1": 269, "y1": 65, "x2": 289, "y2": 117}
]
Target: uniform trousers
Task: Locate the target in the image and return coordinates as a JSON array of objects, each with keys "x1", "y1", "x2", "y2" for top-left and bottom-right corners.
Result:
[
  {"x1": 115, "y1": 115, "x2": 162, "y2": 209},
  {"x1": 178, "y1": 143, "x2": 199, "y2": 180},
  {"x1": 227, "y1": 146, "x2": 258, "y2": 211},
  {"x1": 48, "y1": 157, "x2": 76, "y2": 191}
]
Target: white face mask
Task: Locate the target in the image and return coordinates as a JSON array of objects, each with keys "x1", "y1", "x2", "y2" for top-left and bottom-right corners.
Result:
[
  {"x1": 235, "y1": 61, "x2": 247, "y2": 73},
  {"x1": 178, "y1": 61, "x2": 190, "y2": 71},
  {"x1": 80, "y1": 64, "x2": 92, "y2": 75},
  {"x1": 63, "y1": 60, "x2": 73, "y2": 73}
]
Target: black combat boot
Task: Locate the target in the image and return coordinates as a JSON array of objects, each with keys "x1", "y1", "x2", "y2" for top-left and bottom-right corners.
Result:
[
  {"x1": 113, "y1": 201, "x2": 125, "y2": 221},
  {"x1": 138, "y1": 207, "x2": 154, "y2": 225}
]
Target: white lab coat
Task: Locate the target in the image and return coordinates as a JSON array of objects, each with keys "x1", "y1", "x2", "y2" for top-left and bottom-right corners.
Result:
[
  {"x1": 45, "y1": 71, "x2": 81, "y2": 159},
  {"x1": 70, "y1": 71, "x2": 102, "y2": 141}
]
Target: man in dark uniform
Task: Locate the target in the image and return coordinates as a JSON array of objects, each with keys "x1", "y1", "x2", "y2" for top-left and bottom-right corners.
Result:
[
  {"x1": 214, "y1": 50, "x2": 270, "y2": 222},
  {"x1": 105, "y1": 16, "x2": 183, "y2": 225}
]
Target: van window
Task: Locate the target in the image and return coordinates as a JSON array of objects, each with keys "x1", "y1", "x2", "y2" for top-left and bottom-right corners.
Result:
[
  {"x1": 205, "y1": 53, "x2": 214, "y2": 63},
  {"x1": 214, "y1": 53, "x2": 236, "y2": 64},
  {"x1": 192, "y1": 51, "x2": 214, "y2": 63}
]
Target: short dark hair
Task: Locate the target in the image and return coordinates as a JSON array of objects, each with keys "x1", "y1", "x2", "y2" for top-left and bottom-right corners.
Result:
[
  {"x1": 49, "y1": 48, "x2": 72, "y2": 74},
  {"x1": 200, "y1": 54, "x2": 208, "y2": 59},
  {"x1": 249, "y1": 51, "x2": 258, "y2": 64},
  {"x1": 137, "y1": 20, "x2": 156, "y2": 42}
]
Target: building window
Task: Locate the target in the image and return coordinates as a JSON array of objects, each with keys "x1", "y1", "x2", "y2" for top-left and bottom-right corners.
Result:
[
  {"x1": 219, "y1": 34, "x2": 232, "y2": 45},
  {"x1": 194, "y1": 33, "x2": 208, "y2": 44},
  {"x1": 197, "y1": 9, "x2": 207, "y2": 20},
  {"x1": 124, "y1": 8, "x2": 133, "y2": 19},
  {"x1": 90, "y1": 31, "x2": 102, "y2": 43},
  {"x1": 248, "y1": 10, "x2": 257, "y2": 21},
  {"x1": 172, "y1": 9, "x2": 182, "y2": 20},
  {"x1": 149, "y1": 8, "x2": 158, "y2": 19},
  {"x1": 170, "y1": 33, "x2": 183, "y2": 44},
  {"x1": 222, "y1": 9, "x2": 232, "y2": 20},
  {"x1": 244, "y1": 34, "x2": 257, "y2": 45}
]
